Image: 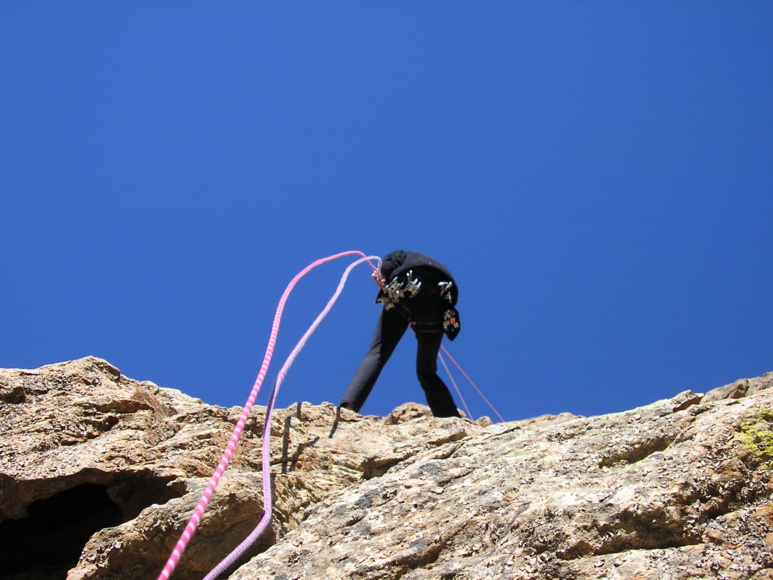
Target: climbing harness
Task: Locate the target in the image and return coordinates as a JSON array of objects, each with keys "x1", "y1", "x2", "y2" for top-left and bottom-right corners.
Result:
[
  {"x1": 157, "y1": 251, "x2": 502, "y2": 580},
  {"x1": 377, "y1": 272, "x2": 460, "y2": 340}
]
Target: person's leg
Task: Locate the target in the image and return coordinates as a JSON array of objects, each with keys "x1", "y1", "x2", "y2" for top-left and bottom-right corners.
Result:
[
  {"x1": 340, "y1": 308, "x2": 409, "y2": 412},
  {"x1": 415, "y1": 331, "x2": 461, "y2": 418}
]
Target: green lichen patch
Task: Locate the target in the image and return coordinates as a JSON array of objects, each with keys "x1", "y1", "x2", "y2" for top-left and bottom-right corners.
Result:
[{"x1": 738, "y1": 406, "x2": 773, "y2": 469}]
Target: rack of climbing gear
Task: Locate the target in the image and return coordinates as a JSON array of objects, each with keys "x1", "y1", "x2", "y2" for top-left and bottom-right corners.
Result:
[{"x1": 376, "y1": 269, "x2": 422, "y2": 309}]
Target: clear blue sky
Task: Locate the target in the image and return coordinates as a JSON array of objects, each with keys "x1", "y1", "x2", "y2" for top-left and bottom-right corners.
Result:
[{"x1": 2, "y1": 3, "x2": 771, "y2": 422}]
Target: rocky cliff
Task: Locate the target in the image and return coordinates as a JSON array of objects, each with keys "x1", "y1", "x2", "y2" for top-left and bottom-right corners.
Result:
[{"x1": 1, "y1": 357, "x2": 772, "y2": 579}]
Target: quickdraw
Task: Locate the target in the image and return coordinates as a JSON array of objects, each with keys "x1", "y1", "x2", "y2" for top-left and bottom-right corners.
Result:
[
  {"x1": 443, "y1": 307, "x2": 461, "y2": 341},
  {"x1": 376, "y1": 269, "x2": 422, "y2": 309}
]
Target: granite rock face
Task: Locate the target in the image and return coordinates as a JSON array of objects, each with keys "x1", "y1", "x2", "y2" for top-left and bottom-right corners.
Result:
[{"x1": 1, "y1": 357, "x2": 772, "y2": 579}]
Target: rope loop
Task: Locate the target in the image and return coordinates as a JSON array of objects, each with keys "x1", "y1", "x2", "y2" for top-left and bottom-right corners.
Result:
[{"x1": 158, "y1": 251, "x2": 380, "y2": 580}]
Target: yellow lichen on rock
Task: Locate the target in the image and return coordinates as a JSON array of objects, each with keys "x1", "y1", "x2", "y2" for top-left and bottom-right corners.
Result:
[{"x1": 739, "y1": 406, "x2": 773, "y2": 469}]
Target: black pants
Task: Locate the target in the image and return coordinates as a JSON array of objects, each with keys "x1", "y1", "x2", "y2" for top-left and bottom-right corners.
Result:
[{"x1": 340, "y1": 305, "x2": 461, "y2": 418}]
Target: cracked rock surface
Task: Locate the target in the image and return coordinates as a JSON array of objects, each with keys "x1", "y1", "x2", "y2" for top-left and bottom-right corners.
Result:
[{"x1": 1, "y1": 357, "x2": 772, "y2": 579}]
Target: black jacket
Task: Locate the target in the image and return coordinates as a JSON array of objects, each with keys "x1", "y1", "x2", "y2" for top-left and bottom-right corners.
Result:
[{"x1": 379, "y1": 250, "x2": 459, "y2": 307}]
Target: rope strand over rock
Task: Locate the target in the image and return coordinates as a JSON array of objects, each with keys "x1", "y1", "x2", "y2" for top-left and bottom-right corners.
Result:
[
  {"x1": 158, "y1": 251, "x2": 380, "y2": 580},
  {"x1": 201, "y1": 254, "x2": 380, "y2": 580}
]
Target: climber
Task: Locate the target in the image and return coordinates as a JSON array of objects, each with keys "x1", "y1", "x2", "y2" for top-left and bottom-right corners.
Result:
[{"x1": 339, "y1": 250, "x2": 462, "y2": 418}]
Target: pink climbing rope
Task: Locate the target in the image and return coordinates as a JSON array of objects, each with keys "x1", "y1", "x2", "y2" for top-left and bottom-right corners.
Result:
[
  {"x1": 438, "y1": 351, "x2": 473, "y2": 420},
  {"x1": 158, "y1": 251, "x2": 380, "y2": 580},
  {"x1": 202, "y1": 255, "x2": 379, "y2": 580},
  {"x1": 440, "y1": 345, "x2": 505, "y2": 422}
]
